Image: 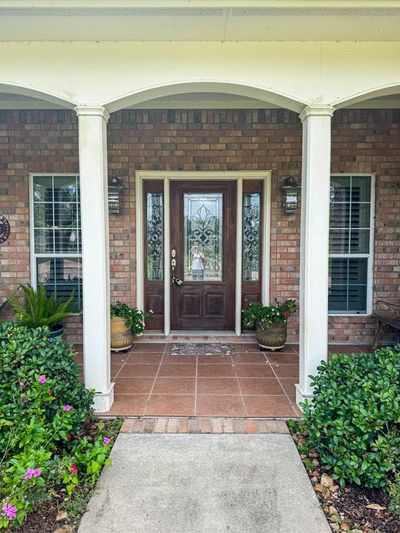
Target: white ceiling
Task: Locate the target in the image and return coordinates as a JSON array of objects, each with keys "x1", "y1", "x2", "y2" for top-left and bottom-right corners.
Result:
[
  {"x1": 0, "y1": 92, "x2": 399, "y2": 110},
  {"x1": 1, "y1": 4, "x2": 400, "y2": 41}
]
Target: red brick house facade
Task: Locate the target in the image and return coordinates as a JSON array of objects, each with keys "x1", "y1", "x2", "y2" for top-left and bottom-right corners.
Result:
[
  {"x1": 1, "y1": 108, "x2": 399, "y2": 345},
  {"x1": 2, "y1": 1, "x2": 400, "y2": 412}
]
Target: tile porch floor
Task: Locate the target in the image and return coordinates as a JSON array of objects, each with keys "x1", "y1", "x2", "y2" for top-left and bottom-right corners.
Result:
[{"x1": 76, "y1": 342, "x2": 367, "y2": 418}]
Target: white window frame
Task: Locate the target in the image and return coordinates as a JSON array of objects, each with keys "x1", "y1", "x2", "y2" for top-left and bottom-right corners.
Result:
[
  {"x1": 328, "y1": 173, "x2": 375, "y2": 316},
  {"x1": 29, "y1": 173, "x2": 82, "y2": 310}
]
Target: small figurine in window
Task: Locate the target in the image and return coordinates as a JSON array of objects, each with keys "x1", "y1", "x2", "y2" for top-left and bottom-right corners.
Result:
[{"x1": 190, "y1": 245, "x2": 205, "y2": 281}]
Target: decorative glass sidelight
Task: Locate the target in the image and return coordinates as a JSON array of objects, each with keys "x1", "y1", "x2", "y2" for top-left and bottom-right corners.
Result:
[
  {"x1": 184, "y1": 193, "x2": 223, "y2": 282},
  {"x1": 146, "y1": 192, "x2": 164, "y2": 281},
  {"x1": 242, "y1": 193, "x2": 261, "y2": 281}
]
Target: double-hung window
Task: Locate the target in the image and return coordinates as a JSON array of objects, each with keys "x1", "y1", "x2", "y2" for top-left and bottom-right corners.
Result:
[
  {"x1": 31, "y1": 175, "x2": 82, "y2": 311},
  {"x1": 328, "y1": 175, "x2": 374, "y2": 315}
]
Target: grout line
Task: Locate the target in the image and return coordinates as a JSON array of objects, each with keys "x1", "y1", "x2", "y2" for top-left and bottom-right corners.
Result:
[
  {"x1": 194, "y1": 355, "x2": 198, "y2": 416},
  {"x1": 111, "y1": 355, "x2": 127, "y2": 381},
  {"x1": 232, "y1": 354, "x2": 248, "y2": 417},
  {"x1": 142, "y1": 343, "x2": 167, "y2": 416},
  {"x1": 269, "y1": 362, "x2": 298, "y2": 414}
]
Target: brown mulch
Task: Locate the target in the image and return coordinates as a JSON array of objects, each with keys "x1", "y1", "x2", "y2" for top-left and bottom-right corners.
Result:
[
  {"x1": 291, "y1": 430, "x2": 400, "y2": 533},
  {"x1": 11, "y1": 499, "x2": 77, "y2": 533}
]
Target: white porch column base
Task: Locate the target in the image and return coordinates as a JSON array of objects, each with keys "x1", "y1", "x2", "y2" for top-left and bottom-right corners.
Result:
[
  {"x1": 297, "y1": 105, "x2": 334, "y2": 408},
  {"x1": 75, "y1": 105, "x2": 113, "y2": 413},
  {"x1": 93, "y1": 383, "x2": 115, "y2": 413},
  {"x1": 295, "y1": 383, "x2": 314, "y2": 408}
]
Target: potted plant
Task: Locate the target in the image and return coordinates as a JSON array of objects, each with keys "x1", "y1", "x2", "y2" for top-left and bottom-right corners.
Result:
[
  {"x1": 242, "y1": 299, "x2": 297, "y2": 351},
  {"x1": 9, "y1": 283, "x2": 75, "y2": 338},
  {"x1": 110, "y1": 302, "x2": 152, "y2": 352}
]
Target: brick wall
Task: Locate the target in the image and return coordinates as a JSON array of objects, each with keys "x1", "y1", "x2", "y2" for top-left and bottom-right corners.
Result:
[
  {"x1": 0, "y1": 108, "x2": 399, "y2": 344},
  {"x1": 330, "y1": 110, "x2": 400, "y2": 343}
]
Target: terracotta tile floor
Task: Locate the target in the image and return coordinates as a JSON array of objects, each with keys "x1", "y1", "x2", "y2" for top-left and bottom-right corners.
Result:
[{"x1": 76, "y1": 342, "x2": 369, "y2": 418}]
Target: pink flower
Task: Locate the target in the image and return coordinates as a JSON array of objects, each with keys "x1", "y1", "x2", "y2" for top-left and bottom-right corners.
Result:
[
  {"x1": 70, "y1": 465, "x2": 78, "y2": 475},
  {"x1": 24, "y1": 468, "x2": 34, "y2": 480},
  {"x1": 283, "y1": 311, "x2": 289, "y2": 318},
  {"x1": 38, "y1": 375, "x2": 47, "y2": 384},
  {"x1": 103, "y1": 437, "x2": 111, "y2": 445},
  {"x1": 63, "y1": 404, "x2": 72, "y2": 412},
  {"x1": 2, "y1": 503, "x2": 17, "y2": 520},
  {"x1": 33, "y1": 468, "x2": 41, "y2": 478}
]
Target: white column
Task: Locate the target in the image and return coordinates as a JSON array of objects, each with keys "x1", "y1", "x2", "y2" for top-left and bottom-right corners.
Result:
[
  {"x1": 75, "y1": 106, "x2": 113, "y2": 412},
  {"x1": 296, "y1": 105, "x2": 334, "y2": 406}
]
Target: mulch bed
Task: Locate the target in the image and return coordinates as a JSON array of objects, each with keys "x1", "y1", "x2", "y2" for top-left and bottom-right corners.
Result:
[
  {"x1": 291, "y1": 428, "x2": 400, "y2": 533},
  {"x1": 12, "y1": 499, "x2": 78, "y2": 533}
]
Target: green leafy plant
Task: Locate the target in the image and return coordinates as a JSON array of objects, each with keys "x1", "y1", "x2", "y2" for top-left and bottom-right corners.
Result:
[
  {"x1": 110, "y1": 302, "x2": 152, "y2": 336},
  {"x1": 9, "y1": 283, "x2": 75, "y2": 329},
  {"x1": 242, "y1": 299, "x2": 297, "y2": 330},
  {"x1": 0, "y1": 322, "x2": 122, "y2": 529},
  {"x1": 301, "y1": 345, "x2": 400, "y2": 489}
]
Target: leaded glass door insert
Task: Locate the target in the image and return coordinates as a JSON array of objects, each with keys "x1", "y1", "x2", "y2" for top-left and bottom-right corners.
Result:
[{"x1": 183, "y1": 193, "x2": 223, "y2": 282}]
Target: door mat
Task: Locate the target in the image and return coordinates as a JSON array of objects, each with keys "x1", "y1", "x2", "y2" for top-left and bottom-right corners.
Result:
[{"x1": 170, "y1": 343, "x2": 236, "y2": 356}]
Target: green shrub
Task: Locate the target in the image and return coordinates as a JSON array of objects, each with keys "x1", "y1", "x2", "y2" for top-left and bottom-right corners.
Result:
[
  {"x1": 0, "y1": 321, "x2": 103, "y2": 529},
  {"x1": 301, "y1": 345, "x2": 400, "y2": 489},
  {"x1": 0, "y1": 322, "x2": 93, "y2": 456}
]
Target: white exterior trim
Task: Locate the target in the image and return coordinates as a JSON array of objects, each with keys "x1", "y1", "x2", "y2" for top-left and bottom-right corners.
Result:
[
  {"x1": 261, "y1": 175, "x2": 271, "y2": 306},
  {"x1": 163, "y1": 178, "x2": 171, "y2": 336},
  {"x1": 136, "y1": 170, "x2": 271, "y2": 336},
  {"x1": 235, "y1": 178, "x2": 243, "y2": 336}
]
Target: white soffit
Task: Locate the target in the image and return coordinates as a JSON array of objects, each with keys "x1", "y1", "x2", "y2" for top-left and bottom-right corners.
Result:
[{"x1": 1, "y1": 5, "x2": 400, "y2": 41}]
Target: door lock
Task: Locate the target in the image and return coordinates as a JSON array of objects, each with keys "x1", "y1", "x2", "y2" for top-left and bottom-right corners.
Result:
[{"x1": 172, "y1": 275, "x2": 183, "y2": 287}]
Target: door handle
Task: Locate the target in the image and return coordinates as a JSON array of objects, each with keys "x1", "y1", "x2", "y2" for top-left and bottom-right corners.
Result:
[
  {"x1": 171, "y1": 248, "x2": 183, "y2": 285},
  {"x1": 171, "y1": 248, "x2": 177, "y2": 273}
]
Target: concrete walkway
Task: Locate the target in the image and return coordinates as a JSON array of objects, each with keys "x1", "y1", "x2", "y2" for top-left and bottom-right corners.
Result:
[{"x1": 78, "y1": 433, "x2": 330, "y2": 533}]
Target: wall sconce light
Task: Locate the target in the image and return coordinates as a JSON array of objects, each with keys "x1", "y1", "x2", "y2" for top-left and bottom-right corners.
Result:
[
  {"x1": 280, "y1": 176, "x2": 301, "y2": 214},
  {"x1": 108, "y1": 176, "x2": 123, "y2": 214}
]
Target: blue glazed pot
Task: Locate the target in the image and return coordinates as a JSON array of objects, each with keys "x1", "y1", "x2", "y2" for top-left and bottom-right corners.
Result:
[{"x1": 48, "y1": 324, "x2": 64, "y2": 339}]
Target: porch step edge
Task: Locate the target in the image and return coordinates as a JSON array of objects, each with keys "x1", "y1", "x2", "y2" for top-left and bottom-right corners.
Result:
[{"x1": 116, "y1": 416, "x2": 294, "y2": 434}]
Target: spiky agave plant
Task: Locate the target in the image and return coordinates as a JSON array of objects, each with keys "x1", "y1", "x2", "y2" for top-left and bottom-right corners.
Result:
[{"x1": 9, "y1": 283, "x2": 75, "y2": 329}]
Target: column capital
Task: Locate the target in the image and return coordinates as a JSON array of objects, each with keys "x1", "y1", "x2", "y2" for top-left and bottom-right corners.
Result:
[
  {"x1": 74, "y1": 106, "x2": 110, "y2": 122},
  {"x1": 299, "y1": 105, "x2": 335, "y2": 122}
]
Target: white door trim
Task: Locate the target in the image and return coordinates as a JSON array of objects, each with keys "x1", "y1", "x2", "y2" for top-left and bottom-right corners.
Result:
[{"x1": 135, "y1": 171, "x2": 272, "y2": 336}]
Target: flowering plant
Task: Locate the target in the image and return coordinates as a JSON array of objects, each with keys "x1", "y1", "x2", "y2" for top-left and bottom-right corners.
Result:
[
  {"x1": 242, "y1": 299, "x2": 297, "y2": 330},
  {"x1": 110, "y1": 302, "x2": 153, "y2": 336}
]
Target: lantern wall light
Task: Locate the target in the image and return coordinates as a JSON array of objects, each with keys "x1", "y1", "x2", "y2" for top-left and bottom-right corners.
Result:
[
  {"x1": 108, "y1": 176, "x2": 123, "y2": 213},
  {"x1": 280, "y1": 176, "x2": 301, "y2": 214}
]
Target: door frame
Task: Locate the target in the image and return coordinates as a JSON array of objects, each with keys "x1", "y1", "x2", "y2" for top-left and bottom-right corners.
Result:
[{"x1": 136, "y1": 171, "x2": 271, "y2": 336}]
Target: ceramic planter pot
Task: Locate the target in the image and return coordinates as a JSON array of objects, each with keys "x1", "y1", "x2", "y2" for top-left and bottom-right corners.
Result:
[
  {"x1": 48, "y1": 323, "x2": 64, "y2": 339},
  {"x1": 256, "y1": 322, "x2": 287, "y2": 351},
  {"x1": 111, "y1": 316, "x2": 134, "y2": 352}
]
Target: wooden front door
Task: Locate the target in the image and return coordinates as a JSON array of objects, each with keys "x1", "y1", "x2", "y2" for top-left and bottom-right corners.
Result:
[{"x1": 170, "y1": 181, "x2": 236, "y2": 330}]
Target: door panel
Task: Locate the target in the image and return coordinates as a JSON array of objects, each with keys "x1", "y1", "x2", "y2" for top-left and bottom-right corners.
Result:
[{"x1": 170, "y1": 181, "x2": 236, "y2": 330}]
